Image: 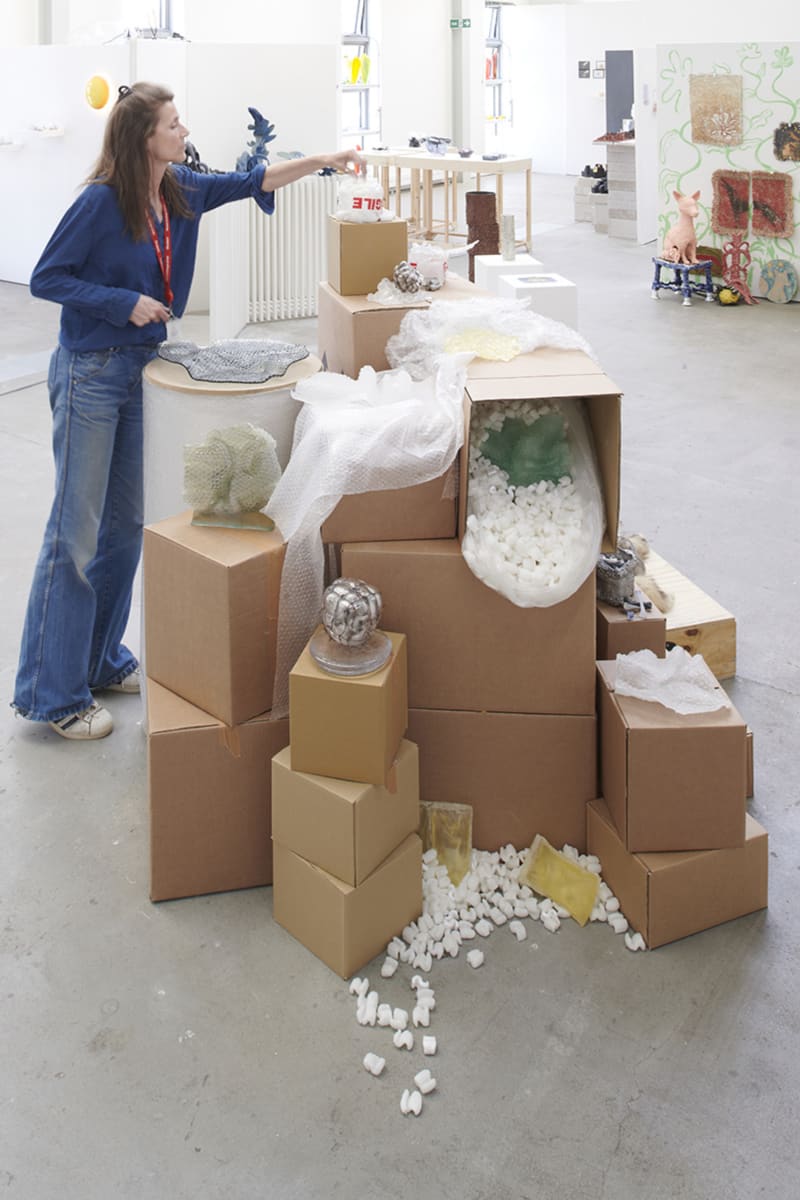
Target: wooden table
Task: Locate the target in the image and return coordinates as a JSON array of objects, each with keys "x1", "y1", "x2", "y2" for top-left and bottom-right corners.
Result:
[{"x1": 361, "y1": 149, "x2": 532, "y2": 249}]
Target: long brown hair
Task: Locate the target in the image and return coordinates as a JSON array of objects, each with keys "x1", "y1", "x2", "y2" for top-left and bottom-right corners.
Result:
[{"x1": 87, "y1": 81, "x2": 193, "y2": 240}]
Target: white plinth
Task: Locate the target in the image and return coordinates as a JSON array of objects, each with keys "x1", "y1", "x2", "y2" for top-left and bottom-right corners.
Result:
[
  {"x1": 142, "y1": 351, "x2": 321, "y2": 526},
  {"x1": 474, "y1": 253, "x2": 544, "y2": 294},
  {"x1": 496, "y1": 272, "x2": 578, "y2": 329}
]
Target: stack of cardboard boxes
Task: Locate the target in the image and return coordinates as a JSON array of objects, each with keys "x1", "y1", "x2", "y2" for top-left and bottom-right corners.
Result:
[
  {"x1": 340, "y1": 347, "x2": 622, "y2": 857},
  {"x1": 144, "y1": 513, "x2": 289, "y2": 902},
  {"x1": 271, "y1": 630, "x2": 422, "y2": 978},
  {"x1": 588, "y1": 659, "x2": 767, "y2": 948}
]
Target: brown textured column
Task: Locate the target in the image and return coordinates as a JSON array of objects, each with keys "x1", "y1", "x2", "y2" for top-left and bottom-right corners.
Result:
[{"x1": 465, "y1": 191, "x2": 499, "y2": 281}]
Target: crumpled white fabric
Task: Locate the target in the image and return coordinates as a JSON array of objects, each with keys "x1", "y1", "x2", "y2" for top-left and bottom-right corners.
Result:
[
  {"x1": 385, "y1": 296, "x2": 596, "y2": 381},
  {"x1": 265, "y1": 357, "x2": 469, "y2": 718},
  {"x1": 614, "y1": 646, "x2": 731, "y2": 714}
]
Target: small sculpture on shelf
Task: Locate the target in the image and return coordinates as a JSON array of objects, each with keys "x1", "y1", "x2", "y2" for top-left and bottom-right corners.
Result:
[
  {"x1": 309, "y1": 578, "x2": 392, "y2": 676},
  {"x1": 662, "y1": 190, "x2": 701, "y2": 265}
]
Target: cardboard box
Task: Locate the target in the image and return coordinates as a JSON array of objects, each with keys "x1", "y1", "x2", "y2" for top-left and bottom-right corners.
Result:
[
  {"x1": 321, "y1": 461, "x2": 458, "y2": 544},
  {"x1": 272, "y1": 738, "x2": 420, "y2": 886},
  {"x1": 586, "y1": 800, "x2": 768, "y2": 949},
  {"x1": 597, "y1": 661, "x2": 747, "y2": 852},
  {"x1": 646, "y1": 549, "x2": 736, "y2": 679},
  {"x1": 462, "y1": 349, "x2": 621, "y2": 553},
  {"x1": 408, "y1": 708, "x2": 597, "y2": 852},
  {"x1": 144, "y1": 511, "x2": 284, "y2": 727},
  {"x1": 147, "y1": 679, "x2": 289, "y2": 902},
  {"x1": 341, "y1": 540, "x2": 597, "y2": 715},
  {"x1": 326, "y1": 215, "x2": 409, "y2": 296},
  {"x1": 272, "y1": 833, "x2": 422, "y2": 978},
  {"x1": 289, "y1": 629, "x2": 408, "y2": 785},
  {"x1": 596, "y1": 599, "x2": 666, "y2": 660},
  {"x1": 317, "y1": 273, "x2": 483, "y2": 377},
  {"x1": 746, "y1": 727, "x2": 754, "y2": 799}
]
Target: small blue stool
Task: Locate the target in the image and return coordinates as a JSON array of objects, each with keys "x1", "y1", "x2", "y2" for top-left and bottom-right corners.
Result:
[{"x1": 651, "y1": 257, "x2": 715, "y2": 306}]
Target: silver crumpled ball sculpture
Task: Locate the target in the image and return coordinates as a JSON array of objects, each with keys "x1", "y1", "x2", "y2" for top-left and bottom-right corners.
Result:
[
  {"x1": 393, "y1": 261, "x2": 424, "y2": 293},
  {"x1": 322, "y1": 578, "x2": 382, "y2": 647}
]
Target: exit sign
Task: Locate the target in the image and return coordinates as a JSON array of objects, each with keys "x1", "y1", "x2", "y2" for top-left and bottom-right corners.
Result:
[
  {"x1": 462, "y1": 18, "x2": 471, "y2": 27},
  {"x1": 450, "y1": 18, "x2": 459, "y2": 27}
]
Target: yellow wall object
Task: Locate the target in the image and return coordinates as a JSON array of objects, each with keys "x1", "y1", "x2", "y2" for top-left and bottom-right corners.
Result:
[
  {"x1": 519, "y1": 834, "x2": 600, "y2": 926},
  {"x1": 85, "y1": 75, "x2": 110, "y2": 110}
]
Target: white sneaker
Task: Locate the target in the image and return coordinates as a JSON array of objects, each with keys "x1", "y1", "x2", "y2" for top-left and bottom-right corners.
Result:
[
  {"x1": 103, "y1": 667, "x2": 141, "y2": 694},
  {"x1": 49, "y1": 702, "x2": 113, "y2": 740}
]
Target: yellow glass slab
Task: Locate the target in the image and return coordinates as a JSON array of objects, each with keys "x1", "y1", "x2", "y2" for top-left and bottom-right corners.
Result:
[
  {"x1": 419, "y1": 800, "x2": 473, "y2": 887},
  {"x1": 191, "y1": 510, "x2": 275, "y2": 532},
  {"x1": 519, "y1": 834, "x2": 599, "y2": 926}
]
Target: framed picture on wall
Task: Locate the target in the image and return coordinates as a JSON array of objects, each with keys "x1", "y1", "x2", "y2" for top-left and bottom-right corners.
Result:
[
  {"x1": 595, "y1": 60, "x2": 605, "y2": 70},
  {"x1": 593, "y1": 68, "x2": 605, "y2": 79},
  {"x1": 578, "y1": 61, "x2": 590, "y2": 79}
]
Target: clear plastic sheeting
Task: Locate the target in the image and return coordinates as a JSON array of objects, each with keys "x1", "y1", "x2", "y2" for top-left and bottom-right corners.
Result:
[
  {"x1": 614, "y1": 646, "x2": 732, "y2": 714},
  {"x1": 463, "y1": 397, "x2": 605, "y2": 608},
  {"x1": 385, "y1": 296, "x2": 595, "y2": 381},
  {"x1": 157, "y1": 338, "x2": 309, "y2": 384},
  {"x1": 265, "y1": 358, "x2": 469, "y2": 717}
]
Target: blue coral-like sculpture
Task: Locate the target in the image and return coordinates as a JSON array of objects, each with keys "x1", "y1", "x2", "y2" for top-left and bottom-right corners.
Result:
[{"x1": 235, "y1": 107, "x2": 277, "y2": 172}]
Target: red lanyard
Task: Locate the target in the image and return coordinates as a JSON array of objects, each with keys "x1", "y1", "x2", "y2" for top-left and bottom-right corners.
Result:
[{"x1": 145, "y1": 196, "x2": 173, "y2": 308}]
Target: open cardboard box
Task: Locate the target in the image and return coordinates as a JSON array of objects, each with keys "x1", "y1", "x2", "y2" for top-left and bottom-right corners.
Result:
[
  {"x1": 461, "y1": 349, "x2": 622, "y2": 554},
  {"x1": 272, "y1": 833, "x2": 422, "y2": 979},
  {"x1": 272, "y1": 738, "x2": 420, "y2": 886},
  {"x1": 597, "y1": 660, "x2": 747, "y2": 852},
  {"x1": 587, "y1": 799, "x2": 768, "y2": 949},
  {"x1": 144, "y1": 511, "x2": 284, "y2": 727},
  {"x1": 341, "y1": 540, "x2": 596, "y2": 715},
  {"x1": 147, "y1": 679, "x2": 289, "y2": 902}
]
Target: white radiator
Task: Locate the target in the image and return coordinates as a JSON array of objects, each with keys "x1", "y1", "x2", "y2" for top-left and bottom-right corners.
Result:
[{"x1": 248, "y1": 173, "x2": 339, "y2": 321}]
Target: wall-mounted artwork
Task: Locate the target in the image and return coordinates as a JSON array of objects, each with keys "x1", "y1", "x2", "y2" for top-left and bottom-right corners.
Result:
[
  {"x1": 689, "y1": 74, "x2": 743, "y2": 145},
  {"x1": 711, "y1": 169, "x2": 750, "y2": 235},
  {"x1": 751, "y1": 171, "x2": 794, "y2": 238},
  {"x1": 773, "y1": 121, "x2": 800, "y2": 162}
]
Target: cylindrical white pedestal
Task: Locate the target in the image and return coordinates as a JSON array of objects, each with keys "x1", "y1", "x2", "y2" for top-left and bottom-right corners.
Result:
[{"x1": 142, "y1": 351, "x2": 321, "y2": 525}]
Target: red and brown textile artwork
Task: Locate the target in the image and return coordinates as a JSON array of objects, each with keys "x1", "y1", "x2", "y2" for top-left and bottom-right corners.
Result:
[
  {"x1": 751, "y1": 171, "x2": 794, "y2": 239},
  {"x1": 711, "y1": 169, "x2": 750, "y2": 236}
]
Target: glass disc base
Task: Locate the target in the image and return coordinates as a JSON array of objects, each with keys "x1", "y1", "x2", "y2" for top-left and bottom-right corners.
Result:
[{"x1": 309, "y1": 628, "x2": 392, "y2": 677}]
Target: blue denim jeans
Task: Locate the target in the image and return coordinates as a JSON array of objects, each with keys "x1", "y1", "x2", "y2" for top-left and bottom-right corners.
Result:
[{"x1": 13, "y1": 343, "x2": 158, "y2": 722}]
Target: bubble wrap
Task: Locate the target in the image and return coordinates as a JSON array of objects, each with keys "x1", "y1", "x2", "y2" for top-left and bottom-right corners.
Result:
[
  {"x1": 366, "y1": 278, "x2": 432, "y2": 307},
  {"x1": 157, "y1": 338, "x2": 309, "y2": 383},
  {"x1": 183, "y1": 423, "x2": 282, "y2": 515},
  {"x1": 462, "y1": 397, "x2": 604, "y2": 607},
  {"x1": 385, "y1": 296, "x2": 595, "y2": 380},
  {"x1": 265, "y1": 358, "x2": 468, "y2": 717},
  {"x1": 614, "y1": 646, "x2": 732, "y2": 714}
]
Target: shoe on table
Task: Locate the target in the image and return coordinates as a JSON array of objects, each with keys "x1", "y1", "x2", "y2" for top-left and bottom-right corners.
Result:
[
  {"x1": 103, "y1": 667, "x2": 141, "y2": 694},
  {"x1": 49, "y1": 701, "x2": 113, "y2": 740}
]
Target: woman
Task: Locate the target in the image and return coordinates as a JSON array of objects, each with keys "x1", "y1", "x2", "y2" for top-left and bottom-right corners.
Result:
[{"x1": 13, "y1": 82, "x2": 362, "y2": 740}]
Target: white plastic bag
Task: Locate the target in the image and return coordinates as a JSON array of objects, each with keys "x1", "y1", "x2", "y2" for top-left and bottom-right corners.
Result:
[
  {"x1": 462, "y1": 395, "x2": 604, "y2": 607},
  {"x1": 336, "y1": 174, "x2": 389, "y2": 223}
]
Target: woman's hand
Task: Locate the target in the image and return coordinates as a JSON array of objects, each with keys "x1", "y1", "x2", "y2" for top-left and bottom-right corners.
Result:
[
  {"x1": 322, "y1": 148, "x2": 367, "y2": 175},
  {"x1": 129, "y1": 295, "x2": 171, "y2": 326}
]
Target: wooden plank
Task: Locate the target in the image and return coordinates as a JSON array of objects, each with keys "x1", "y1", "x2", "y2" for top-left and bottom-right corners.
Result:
[{"x1": 643, "y1": 550, "x2": 736, "y2": 680}]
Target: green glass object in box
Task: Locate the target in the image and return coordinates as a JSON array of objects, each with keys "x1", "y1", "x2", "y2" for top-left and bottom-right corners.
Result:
[
  {"x1": 481, "y1": 412, "x2": 571, "y2": 487},
  {"x1": 419, "y1": 801, "x2": 472, "y2": 887}
]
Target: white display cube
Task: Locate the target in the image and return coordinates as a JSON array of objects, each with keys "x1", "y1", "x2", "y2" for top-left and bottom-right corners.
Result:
[
  {"x1": 496, "y1": 272, "x2": 578, "y2": 330},
  {"x1": 474, "y1": 253, "x2": 544, "y2": 294}
]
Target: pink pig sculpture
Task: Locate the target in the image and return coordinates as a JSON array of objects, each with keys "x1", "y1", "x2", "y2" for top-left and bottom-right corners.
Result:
[{"x1": 662, "y1": 190, "x2": 701, "y2": 265}]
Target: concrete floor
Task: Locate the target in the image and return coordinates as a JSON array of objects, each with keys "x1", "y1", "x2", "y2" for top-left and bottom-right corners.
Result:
[{"x1": 1, "y1": 175, "x2": 798, "y2": 1199}]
